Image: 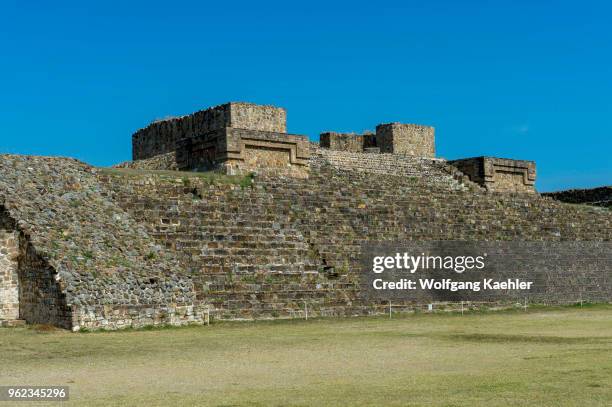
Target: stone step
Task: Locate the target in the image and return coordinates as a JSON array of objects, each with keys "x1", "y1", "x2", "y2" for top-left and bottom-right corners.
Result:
[{"x1": 196, "y1": 255, "x2": 315, "y2": 265}]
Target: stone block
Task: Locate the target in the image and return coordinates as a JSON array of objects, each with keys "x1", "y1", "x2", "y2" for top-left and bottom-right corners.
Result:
[
  {"x1": 319, "y1": 132, "x2": 364, "y2": 152},
  {"x1": 132, "y1": 102, "x2": 286, "y2": 160},
  {"x1": 375, "y1": 123, "x2": 435, "y2": 157}
]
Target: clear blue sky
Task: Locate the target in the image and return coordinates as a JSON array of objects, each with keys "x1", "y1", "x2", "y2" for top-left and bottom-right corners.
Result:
[{"x1": 1, "y1": 1, "x2": 610, "y2": 192}]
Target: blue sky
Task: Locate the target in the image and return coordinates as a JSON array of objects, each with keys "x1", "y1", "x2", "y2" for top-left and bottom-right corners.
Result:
[{"x1": 1, "y1": 1, "x2": 610, "y2": 192}]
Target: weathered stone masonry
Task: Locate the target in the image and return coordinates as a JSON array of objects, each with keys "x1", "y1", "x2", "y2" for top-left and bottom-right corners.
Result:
[
  {"x1": 375, "y1": 123, "x2": 435, "y2": 157},
  {"x1": 0, "y1": 155, "x2": 206, "y2": 331},
  {"x1": 0, "y1": 102, "x2": 610, "y2": 330},
  {"x1": 0, "y1": 213, "x2": 19, "y2": 324},
  {"x1": 132, "y1": 102, "x2": 309, "y2": 177},
  {"x1": 319, "y1": 124, "x2": 435, "y2": 157},
  {"x1": 449, "y1": 156, "x2": 537, "y2": 193},
  {"x1": 0, "y1": 208, "x2": 71, "y2": 328},
  {"x1": 175, "y1": 127, "x2": 310, "y2": 177},
  {"x1": 97, "y1": 151, "x2": 611, "y2": 323},
  {"x1": 133, "y1": 102, "x2": 287, "y2": 160}
]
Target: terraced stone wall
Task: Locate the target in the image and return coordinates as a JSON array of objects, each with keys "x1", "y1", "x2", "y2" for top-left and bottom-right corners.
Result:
[{"x1": 98, "y1": 154, "x2": 612, "y2": 321}]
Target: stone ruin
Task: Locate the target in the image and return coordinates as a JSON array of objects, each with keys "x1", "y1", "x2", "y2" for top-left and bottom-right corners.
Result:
[
  {"x1": 320, "y1": 123, "x2": 435, "y2": 157},
  {"x1": 449, "y1": 157, "x2": 536, "y2": 194},
  {"x1": 0, "y1": 101, "x2": 609, "y2": 330},
  {"x1": 131, "y1": 102, "x2": 536, "y2": 193},
  {"x1": 132, "y1": 102, "x2": 310, "y2": 178}
]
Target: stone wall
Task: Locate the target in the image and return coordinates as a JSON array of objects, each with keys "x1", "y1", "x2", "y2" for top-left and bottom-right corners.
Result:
[
  {"x1": 131, "y1": 102, "x2": 307, "y2": 177},
  {"x1": 71, "y1": 304, "x2": 207, "y2": 331},
  {"x1": 225, "y1": 128, "x2": 310, "y2": 177},
  {"x1": 17, "y1": 236, "x2": 73, "y2": 329},
  {"x1": 98, "y1": 155, "x2": 611, "y2": 323},
  {"x1": 0, "y1": 221, "x2": 19, "y2": 322},
  {"x1": 1, "y1": 207, "x2": 72, "y2": 328},
  {"x1": 228, "y1": 103, "x2": 286, "y2": 133},
  {"x1": 544, "y1": 186, "x2": 612, "y2": 208},
  {"x1": 375, "y1": 123, "x2": 435, "y2": 157},
  {"x1": 175, "y1": 129, "x2": 225, "y2": 172},
  {"x1": 0, "y1": 154, "x2": 210, "y2": 331},
  {"x1": 319, "y1": 132, "x2": 365, "y2": 152},
  {"x1": 1, "y1": 151, "x2": 610, "y2": 330},
  {"x1": 176, "y1": 128, "x2": 310, "y2": 177},
  {"x1": 449, "y1": 157, "x2": 536, "y2": 193},
  {"x1": 115, "y1": 152, "x2": 178, "y2": 171},
  {"x1": 313, "y1": 148, "x2": 477, "y2": 191},
  {"x1": 132, "y1": 102, "x2": 286, "y2": 160}
]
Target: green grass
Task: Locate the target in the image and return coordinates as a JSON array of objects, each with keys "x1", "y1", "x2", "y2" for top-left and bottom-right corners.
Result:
[
  {"x1": 1, "y1": 306, "x2": 612, "y2": 406},
  {"x1": 98, "y1": 167, "x2": 253, "y2": 187}
]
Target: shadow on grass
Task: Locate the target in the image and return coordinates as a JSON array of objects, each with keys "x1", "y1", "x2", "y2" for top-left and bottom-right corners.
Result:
[{"x1": 439, "y1": 333, "x2": 612, "y2": 344}]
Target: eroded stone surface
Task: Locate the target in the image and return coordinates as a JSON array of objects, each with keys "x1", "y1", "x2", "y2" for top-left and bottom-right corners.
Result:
[
  {"x1": 449, "y1": 157, "x2": 537, "y2": 193},
  {"x1": 0, "y1": 155, "x2": 206, "y2": 330},
  {"x1": 0, "y1": 119, "x2": 609, "y2": 330},
  {"x1": 0, "y1": 227, "x2": 19, "y2": 321}
]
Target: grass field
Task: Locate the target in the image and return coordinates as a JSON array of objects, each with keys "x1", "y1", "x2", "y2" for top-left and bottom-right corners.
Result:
[{"x1": 1, "y1": 306, "x2": 612, "y2": 407}]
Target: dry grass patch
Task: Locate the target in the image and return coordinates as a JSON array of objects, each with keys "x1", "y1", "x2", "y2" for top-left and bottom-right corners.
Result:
[{"x1": 1, "y1": 306, "x2": 611, "y2": 406}]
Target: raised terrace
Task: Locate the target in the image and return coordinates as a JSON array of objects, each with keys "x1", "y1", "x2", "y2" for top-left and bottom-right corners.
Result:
[{"x1": 0, "y1": 101, "x2": 610, "y2": 330}]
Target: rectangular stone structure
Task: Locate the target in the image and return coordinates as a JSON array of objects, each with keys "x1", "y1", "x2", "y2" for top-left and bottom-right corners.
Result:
[
  {"x1": 176, "y1": 128, "x2": 310, "y2": 178},
  {"x1": 132, "y1": 102, "x2": 287, "y2": 160},
  {"x1": 449, "y1": 156, "x2": 536, "y2": 193},
  {"x1": 375, "y1": 123, "x2": 435, "y2": 157},
  {"x1": 319, "y1": 132, "x2": 365, "y2": 152}
]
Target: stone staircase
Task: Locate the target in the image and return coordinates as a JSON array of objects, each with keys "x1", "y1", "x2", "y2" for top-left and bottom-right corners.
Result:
[
  {"x1": 106, "y1": 180, "x2": 330, "y2": 319},
  {"x1": 312, "y1": 147, "x2": 478, "y2": 191},
  {"x1": 99, "y1": 161, "x2": 612, "y2": 322}
]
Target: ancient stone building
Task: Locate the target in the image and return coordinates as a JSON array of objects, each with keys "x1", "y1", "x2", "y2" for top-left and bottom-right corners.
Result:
[
  {"x1": 132, "y1": 102, "x2": 310, "y2": 177},
  {"x1": 0, "y1": 102, "x2": 610, "y2": 331},
  {"x1": 319, "y1": 123, "x2": 434, "y2": 157},
  {"x1": 375, "y1": 123, "x2": 435, "y2": 157}
]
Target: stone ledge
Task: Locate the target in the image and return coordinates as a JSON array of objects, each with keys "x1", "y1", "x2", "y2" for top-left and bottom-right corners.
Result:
[
  {"x1": 449, "y1": 156, "x2": 536, "y2": 193},
  {"x1": 177, "y1": 128, "x2": 310, "y2": 177}
]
